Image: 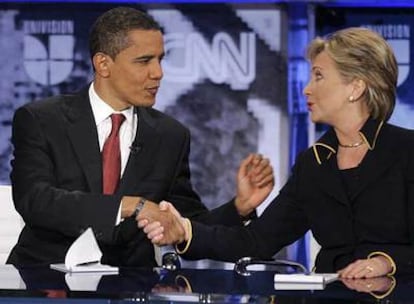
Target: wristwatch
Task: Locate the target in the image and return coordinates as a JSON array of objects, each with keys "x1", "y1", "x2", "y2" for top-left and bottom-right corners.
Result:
[{"x1": 133, "y1": 198, "x2": 146, "y2": 217}]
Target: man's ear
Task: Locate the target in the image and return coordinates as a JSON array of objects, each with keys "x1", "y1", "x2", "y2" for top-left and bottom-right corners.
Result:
[{"x1": 93, "y1": 52, "x2": 112, "y2": 78}]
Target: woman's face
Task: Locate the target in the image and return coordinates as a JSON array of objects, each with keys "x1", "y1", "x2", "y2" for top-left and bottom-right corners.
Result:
[{"x1": 303, "y1": 51, "x2": 354, "y2": 125}]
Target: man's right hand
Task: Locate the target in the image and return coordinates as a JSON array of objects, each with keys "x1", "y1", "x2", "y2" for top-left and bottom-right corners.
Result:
[
  {"x1": 121, "y1": 196, "x2": 152, "y2": 218},
  {"x1": 137, "y1": 201, "x2": 190, "y2": 246},
  {"x1": 137, "y1": 200, "x2": 188, "y2": 245}
]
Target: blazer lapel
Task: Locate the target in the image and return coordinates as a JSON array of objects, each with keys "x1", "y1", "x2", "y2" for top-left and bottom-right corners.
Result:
[
  {"x1": 62, "y1": 89, "x2": 103, "y2": 193},
  {"x1": 312, "y1": 119, "x2": 392, "y2": 203},
  {"x1": 310, "y1": 128, "x2": 349, "y2": 206},
  {"x1": 117, "y1": 107, "x2": 162, "y2": 196}
]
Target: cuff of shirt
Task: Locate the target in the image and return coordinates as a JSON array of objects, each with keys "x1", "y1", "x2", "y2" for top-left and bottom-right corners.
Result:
[
  {"x1": 241, "y1": 209, "x2": 257, "y2": 226},
  {"x1": 115, "y1": 200, "x2": 123, "y2": 226}
]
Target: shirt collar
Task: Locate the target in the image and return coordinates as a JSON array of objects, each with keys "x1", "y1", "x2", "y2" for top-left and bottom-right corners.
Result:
[
  {"x1": 312, "y1": 118, "x2": 384, "y2": 165},
  {"x1": 89, "y1": 83, "x2": 134, "y2": 125}
]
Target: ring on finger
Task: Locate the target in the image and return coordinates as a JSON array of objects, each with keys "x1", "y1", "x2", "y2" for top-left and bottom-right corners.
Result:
[{"x1": 365, "y1": 266, "x2": 374, "y2": 272}]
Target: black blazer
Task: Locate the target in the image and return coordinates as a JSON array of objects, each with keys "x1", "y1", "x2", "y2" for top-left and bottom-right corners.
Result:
[
  {"x1": 7, "y1": 88, "x2": 241, "y2": 267},
  {"x1": 184, "y1": 119, "x2": 414, "y2": 274}
]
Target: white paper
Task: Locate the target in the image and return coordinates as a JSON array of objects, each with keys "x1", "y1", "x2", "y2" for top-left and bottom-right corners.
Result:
[
  {"x1": 275, "y1": 283, "x2": 326, "y2": 290},
  {"x1": 274, "y1": 273, "x2": 338, "y2": 290},
  {"x1": 65, "y1": 272, "x2": 104, "y2": 291},
  {"x1": 274, "y1": 273, "x2": 338, "y2": 284},
  {"x1": 65, "y1": 227, "x2": 102, "y2": 268},
  {"x1": 274, "y1": 282, "x2": 326, "y2": 290},
  {"x1": 50, "y1": 227, "x2": 118, "y2": 273},
  {"x1": 50, "y1": 262, "x2": 118, "y2": 273}
]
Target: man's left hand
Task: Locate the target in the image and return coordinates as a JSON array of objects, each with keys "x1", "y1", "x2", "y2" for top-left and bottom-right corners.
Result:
[{"x1": 235, "y1": 153, "x2": 274, "y2": 217}]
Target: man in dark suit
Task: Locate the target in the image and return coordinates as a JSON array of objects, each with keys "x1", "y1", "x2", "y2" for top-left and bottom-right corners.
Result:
[{"x1": 7, "y1": 7, "x2": 273, "y2": 267}]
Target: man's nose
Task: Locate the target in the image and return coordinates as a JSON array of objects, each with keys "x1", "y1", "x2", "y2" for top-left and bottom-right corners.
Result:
[{"x1": 150, "y1": 61, "x2": 163, "y2": 80}]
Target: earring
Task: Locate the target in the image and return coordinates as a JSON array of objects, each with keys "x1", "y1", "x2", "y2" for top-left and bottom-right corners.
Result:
[{"x1": 349, "y1": 96, "x2": 355, "y2": 103}]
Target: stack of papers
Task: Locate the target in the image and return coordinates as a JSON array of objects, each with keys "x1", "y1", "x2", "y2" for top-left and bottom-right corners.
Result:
[
  {"x1": 51, "y1": 262, "x2": 118, "y2": 273},
  {"x1": 274, "y1": 273, "x2": 338, "y2": 290},
  {"x1": 50, "y1": 228, "x2": 118, "y2": 274}
]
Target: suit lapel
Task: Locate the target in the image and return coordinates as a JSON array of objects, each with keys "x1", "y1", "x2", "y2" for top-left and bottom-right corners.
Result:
[
  {"x1": 312, "y1": 138, "x2": 396, "y2": 206},
  {"x1": 311, "y1": 129, "x2": 349, "y2": 206},
  {"x1": 312, "y1": 120, "x2": 393, "y2": 204},
  {"x1": 62, "y1": 89, "x2": 103, "y2": 193},
  {"x1": 117, "y1": 107, "x2": 162, "y2": 195}
]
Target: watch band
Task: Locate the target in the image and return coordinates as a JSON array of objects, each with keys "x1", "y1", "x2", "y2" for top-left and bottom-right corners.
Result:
[{"x1": 133, "y1": 198, "x2": 146, "y2": 217}]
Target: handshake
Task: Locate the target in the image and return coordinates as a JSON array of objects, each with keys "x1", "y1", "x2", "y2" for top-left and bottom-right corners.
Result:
[
  {"x1": 137, "y1": 200, "x2": 190, "y2": 246},
  {"x1": 134, "y1": 153, "x2": 274, "y2": 247}
]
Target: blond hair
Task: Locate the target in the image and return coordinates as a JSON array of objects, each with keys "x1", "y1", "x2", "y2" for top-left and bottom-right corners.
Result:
[{"x1": 307, "y1": 27, "x2": 397, "y2": 121}]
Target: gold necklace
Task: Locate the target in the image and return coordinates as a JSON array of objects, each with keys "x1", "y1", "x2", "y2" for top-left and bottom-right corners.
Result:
[{"x1": 338, "y1": 140, "x2": 365, "y2": 148}]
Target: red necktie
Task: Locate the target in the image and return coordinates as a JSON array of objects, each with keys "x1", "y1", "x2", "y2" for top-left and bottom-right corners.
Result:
[{"x1": 102, "y1": 113, "x2": 125, "y2": 194}]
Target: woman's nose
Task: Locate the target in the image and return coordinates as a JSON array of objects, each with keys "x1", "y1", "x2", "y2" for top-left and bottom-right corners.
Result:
[{"x1": 303, "y1": 82, "x2": 311, "y2": 96}]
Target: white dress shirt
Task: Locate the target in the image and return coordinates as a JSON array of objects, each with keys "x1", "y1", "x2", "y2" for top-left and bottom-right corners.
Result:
[
  {"x1": 89, "y1": 83, "x2": 138, "y2": 224},
  {"x1": 89, "y1": 84, "x2": 137, "y2": 175}
]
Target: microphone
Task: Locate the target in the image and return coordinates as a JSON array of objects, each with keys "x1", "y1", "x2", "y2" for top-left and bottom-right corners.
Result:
[{"x1": 129, "y1": 143, "x2": 143, "y2": 154}]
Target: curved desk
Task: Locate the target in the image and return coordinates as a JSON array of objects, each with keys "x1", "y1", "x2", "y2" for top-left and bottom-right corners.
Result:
[{"x1": 0, "y1": 265, "x2": 412, "y2": 303}]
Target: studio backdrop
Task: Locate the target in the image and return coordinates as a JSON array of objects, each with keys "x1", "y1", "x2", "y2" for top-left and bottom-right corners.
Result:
[
  {"x1": 0, "y1": 3, "x2": 288, "y2": 217},
  {"x1": 315, "y1": 5, "x2": 414, "y2": 133}
]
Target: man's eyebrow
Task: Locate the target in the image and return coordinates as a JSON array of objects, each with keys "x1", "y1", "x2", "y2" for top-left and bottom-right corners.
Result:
[
  {"x1": 134, "y1": 53, "x2": 165, "y2": 61},
  {"x1": 134, "y1": 55, "x2": 153, "y2": 61}
]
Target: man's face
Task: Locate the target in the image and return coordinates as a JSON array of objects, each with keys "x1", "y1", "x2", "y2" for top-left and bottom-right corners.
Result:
[{"x1": 103, "y1": 29, "x2": 164, "y2": 110}]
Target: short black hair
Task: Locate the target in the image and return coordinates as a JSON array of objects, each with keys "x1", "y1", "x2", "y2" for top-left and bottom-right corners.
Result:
[{"x1": 89, "y1": 7, "x2": 161, "y2": 60}]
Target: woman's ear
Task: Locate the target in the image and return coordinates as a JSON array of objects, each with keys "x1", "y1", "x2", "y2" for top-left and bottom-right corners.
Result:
[
  {"x1": 93, "y1": 52, "x2": 112, "y2": 78},
  {"x1": 351, "y1": 79, "x2": 367, "y2": 101}
]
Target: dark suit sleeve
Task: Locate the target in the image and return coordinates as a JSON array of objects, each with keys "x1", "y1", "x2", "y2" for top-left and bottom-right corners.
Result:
[
  {"x1": 181, "y1": 160, "x2": 310, "y2": 262},
  {"x1": 164, "y1": 127, "x2": 243, "y2": 227},
  {"x1": 11, "y1": 106, "x2": 119, "y2": 243}
]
